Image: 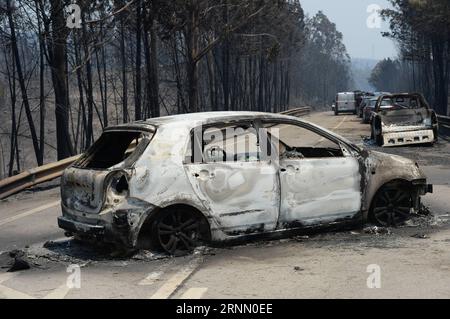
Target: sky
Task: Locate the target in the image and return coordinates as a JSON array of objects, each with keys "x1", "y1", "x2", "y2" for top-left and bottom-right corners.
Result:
[{"x1": 300, "y1": 0, "x2": 398, "y2": 60}]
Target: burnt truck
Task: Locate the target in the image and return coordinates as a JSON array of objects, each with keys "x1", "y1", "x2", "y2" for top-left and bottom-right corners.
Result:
[
  {"x1": 370, "y1": 93, "x2": 439, "y2": 147},
  {"x1": 58, "y1": 112, "x2": 433, "y2": 255}
]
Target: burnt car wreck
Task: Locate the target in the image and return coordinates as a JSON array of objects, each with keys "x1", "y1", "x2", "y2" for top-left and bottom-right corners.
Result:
[
  {"x1": 370, "y1": 93, "x2": 439, "y2": 147},
  {"x1": 58, "y1": 112, "x2": 433, "y2": 255}
]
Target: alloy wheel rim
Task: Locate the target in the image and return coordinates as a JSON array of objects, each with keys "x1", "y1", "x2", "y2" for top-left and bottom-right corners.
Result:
[
  {"x1": 157, "y1": 210, "x2": 200, "y2": 254},
  {"x1": 373, "y1": 188, "x2": 411, "y2": 227}
]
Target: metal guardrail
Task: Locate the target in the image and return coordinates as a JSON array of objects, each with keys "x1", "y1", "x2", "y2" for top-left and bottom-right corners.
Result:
[
  {"x1": 0, "y1": 108, "x2": 311, "y2": 200},
  {"x1": 437, "y1": 115, "x2": 450, "y2": 137},
  {"x1": 280, "y1": 107, "x2": 311, "y2": 117},
  {"x1": 0, "y1": 155, "x2": 80, "y2": 200}
]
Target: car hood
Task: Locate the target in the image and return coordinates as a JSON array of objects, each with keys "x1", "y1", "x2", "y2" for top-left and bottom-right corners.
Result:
[
  {"x1": 379, "y1": 108, "x2": 432, "y2": 127},
  {"x1": 365, "y1": 150, "x2": 425, "y2": 180}
]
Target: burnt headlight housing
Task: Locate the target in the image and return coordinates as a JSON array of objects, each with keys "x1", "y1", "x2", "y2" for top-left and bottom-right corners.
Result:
[{"x1": 113, "y1": 174, "x2": 129, "y2": 194}]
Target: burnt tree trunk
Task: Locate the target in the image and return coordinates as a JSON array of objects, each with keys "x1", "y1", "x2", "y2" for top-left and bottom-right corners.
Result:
[
  {"x1": 135, "y1": 0, "x2": 142, "y2": 120},
  {"x1": 120, "y1": 19, "x2": 128, "y2": 123},
  {"x1": 185, "y1": 2, "x2": 200, "y2": 113},
  {"x1": 48, "y1": 0, "x2": 74, "y2": 159},
  {"x1": 6, "y1": 0, "x2": 42, "y2": 165}
]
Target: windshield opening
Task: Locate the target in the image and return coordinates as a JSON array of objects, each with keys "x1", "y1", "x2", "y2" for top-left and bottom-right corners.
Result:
[{"x1": 380, "y1": 96, "x2": 422, "y2": 110}]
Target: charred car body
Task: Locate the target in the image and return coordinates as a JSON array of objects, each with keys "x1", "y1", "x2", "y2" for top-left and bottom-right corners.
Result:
[
  {"x1": 370, "y1": 93, "x2": 439, "y2": 147},
  {"x1": 58, "y1": 112, "x2": 432, "y2": 255}
]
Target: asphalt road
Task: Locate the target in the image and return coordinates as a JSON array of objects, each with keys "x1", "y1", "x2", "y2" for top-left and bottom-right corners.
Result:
[{"x1": 0, "y1": 111, "x2": 450, "y2": 299}]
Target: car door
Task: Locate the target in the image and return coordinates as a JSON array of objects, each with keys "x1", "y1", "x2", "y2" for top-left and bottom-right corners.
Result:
[
  {"x1": 263, "y1": 121, "x2": 362, "y2": 228},
  {"x1": 184, "y1": 122, "x2": 280, "y2": 236}
]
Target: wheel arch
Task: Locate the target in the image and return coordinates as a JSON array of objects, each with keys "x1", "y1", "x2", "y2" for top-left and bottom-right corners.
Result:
[
  {"x1": 135, "y1": 203, "x2": 212, "y2": 249},
  {"x1": 367, "y1": 178, "x2": 414, "y2": 221}
]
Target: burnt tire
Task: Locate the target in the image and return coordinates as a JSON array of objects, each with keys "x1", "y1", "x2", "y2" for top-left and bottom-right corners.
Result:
[
  {"x1": 372, "y1": 118, "x2": 383, "y2": 146},
  {"x1": 371, "y1": 184, "x2": 413, "y2": 227},
  {"x1": 362, "y1": 113, "x2": 369, "y2": 124},
  {"x1": 375, "y1": 131, "x2": 383, "y2": 146},
  {"x1": 151, "y1": 207, "x2": 209, "y2": 255},
  {"x1": 433, "y1": 127, "x2": 439, "y2": 144}
]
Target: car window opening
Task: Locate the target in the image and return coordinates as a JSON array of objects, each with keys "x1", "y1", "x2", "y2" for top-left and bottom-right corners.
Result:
[
  {"x1": 202, "y1": 125, "x2": 261, "y2": 163},
  {"x1": 74, "y1": 131, "x2": 151, "y2": 169},
  {"x1": 263, "y1": 123, "x2": 344, "y2": 159},
  {"x1": 379, "y1": 96, "x2": 423, "y2": 111}
]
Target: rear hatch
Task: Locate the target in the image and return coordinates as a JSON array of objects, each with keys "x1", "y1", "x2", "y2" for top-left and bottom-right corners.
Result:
[
  {"x1": 61, "y1": 127, "x2": 154, "y2": 214},
  {"x1": 337, "y1": 93, "x2": 355, "y2": 110}
]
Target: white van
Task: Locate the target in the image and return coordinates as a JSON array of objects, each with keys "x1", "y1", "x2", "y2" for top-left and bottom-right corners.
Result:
[{"x1": 335, "y1": 92, "x2": 357, "y2": 115}]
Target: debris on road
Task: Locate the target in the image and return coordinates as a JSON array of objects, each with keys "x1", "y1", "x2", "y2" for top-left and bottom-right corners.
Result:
[
  {"x1": 294, "y1": 235, "x2": 310, "y2": 242},
  {"x1": 411, "y1": 233, "x2": 430, "y2": 239},
  {"x1": 403, "y1": 219, "x2": 420, "y2": 227},
  {"x1": 131, "y1": 250, "x2": 170, "y2": 261},
  {"x1": 0, "y1": 250, "x2": 31, "y2": 272},
  {"x1": 363, "y1": 226, "x2": 391, "y2": 235},
  {"x1": 418, "y1": 204, "x2": 432, "y2": 216}
]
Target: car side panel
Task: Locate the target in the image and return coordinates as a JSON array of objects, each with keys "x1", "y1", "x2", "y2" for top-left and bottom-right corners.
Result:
[
  {"x1": 278, "y1": 157, "x2": 362, "y2": 227},
  {"x1": 185, "y1": 162, "x2": 280, "y2": 236}
]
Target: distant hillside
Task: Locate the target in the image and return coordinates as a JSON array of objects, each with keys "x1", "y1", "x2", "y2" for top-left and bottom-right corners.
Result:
[{"x1": 350, "y1": 58, "x2": 378, "y2": 92}]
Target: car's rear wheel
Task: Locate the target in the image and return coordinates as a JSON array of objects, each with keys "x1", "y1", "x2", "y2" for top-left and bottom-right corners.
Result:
[
  {"x1": 371, "y1": 184, "x2": 412, "y2": 227},
  {"x1": 152, "y1": 207, "x2": 209, "y2": 255}
]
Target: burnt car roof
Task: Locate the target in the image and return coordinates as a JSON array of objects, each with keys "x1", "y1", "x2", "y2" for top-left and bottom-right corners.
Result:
[
  {"x1": 101, "y1": 111, "x2": 360, "y2": 152},
  {"x1": 377, "y1": 92, "x2": 428, "y2": 100},
  {"x1": 378, "y1": 92, "x2": 423, "y2": 97},
  {"x1": 145, "y1": 111, "x2": 297, "y2": 126},
  {"x1": 106, "y1": 112, "x2": 307, "y2": 131},
  {"x1": 375, "y1": 93, "x2": 430, "y2": 109}
]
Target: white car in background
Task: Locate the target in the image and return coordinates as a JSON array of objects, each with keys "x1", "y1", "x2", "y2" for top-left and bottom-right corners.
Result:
[{"x1": 335, "y1": 92, "x2": 357, "y2": 115}]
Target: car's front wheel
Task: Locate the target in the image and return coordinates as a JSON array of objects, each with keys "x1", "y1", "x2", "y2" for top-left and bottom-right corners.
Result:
[
  {"x1": 362, "y1": 112, "x2": 369, "y2": 124},
  {"x1": 152, "y1": 207, "x2": 209, "y2": 255},
  {"x1": 371, "y1": 183, "x2": 412, "y2": 227},
  {"x1": 372, "y1": 118, "x2": 383, "y2": 146}
]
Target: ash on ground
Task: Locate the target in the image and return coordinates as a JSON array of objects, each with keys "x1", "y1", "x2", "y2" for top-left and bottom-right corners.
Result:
[{"x1": 1, "y1": 206, "x2": 446, "y2": 272}]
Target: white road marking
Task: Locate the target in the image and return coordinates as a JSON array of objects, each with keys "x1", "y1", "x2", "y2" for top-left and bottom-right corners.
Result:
[
  {"x1": 43, "y1": 284, "x2": 72, "y2": 299},
  {"x1": 0, "y1": 272, "x2": 16, "y2": 284},
  {"x1": 0, "y1": 274, "x2": 35, "y2": 299},
  {"x1": 334, "y1": 116, "x2": 348, "y2": 130},
  {"x1": 149, "y1": 256, "x2": 203, "y2": 299},
  {"x1": 0, "y1": 200, "x2": 60, "y2": 227},
  {"x1": 180, "y1": 287, "x2": 208, "y2": 299},
  {"x1": 0, "y1": 273, "x2": 71, "y2": 299},
  {"x1": 139, "y1": 271, "x2": 164, "y2": 286},
  {"x1": 0, "y1": 284, "x2": 35, "y2": 299},
  {"x1": 315, "y1": 116, "x2": 348, "y2": 145}
]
